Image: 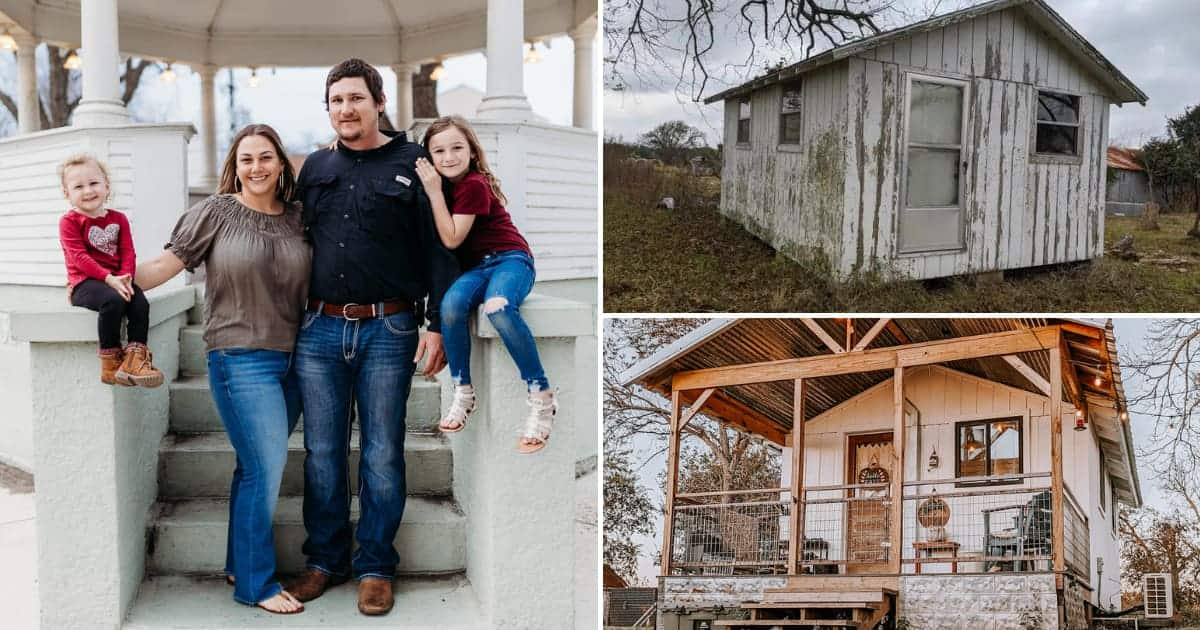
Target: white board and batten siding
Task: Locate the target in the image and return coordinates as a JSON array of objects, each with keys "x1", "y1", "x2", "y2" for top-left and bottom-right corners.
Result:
[
  {"x1": 843, "y1": 7, "x2": 1110, "y2": 278},
  {"x1": 721, "y1": 62, "x2": 849, "y2": 265},
  {"x1": 779, "y1": 364, "x2": 1118, "y2": 596},
  {"x1": 0, "y1": 124, "x2": 194, "y2": 287}
]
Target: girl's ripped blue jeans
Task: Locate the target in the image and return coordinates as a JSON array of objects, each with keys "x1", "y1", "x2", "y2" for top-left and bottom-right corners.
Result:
[{"x1": 440, "y1": 250, "x2": 549, "y2": 392}]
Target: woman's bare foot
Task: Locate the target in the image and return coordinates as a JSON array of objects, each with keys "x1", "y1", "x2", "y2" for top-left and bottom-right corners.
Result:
[{"x1": 256, "y1": 590, "x2": 304, "y2": 614}]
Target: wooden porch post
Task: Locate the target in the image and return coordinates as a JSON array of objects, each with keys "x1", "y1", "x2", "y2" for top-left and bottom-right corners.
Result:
[
  {"x1": 661, "y1": 390, "x2": 682, "y2": 576},
  {"x1": 889, "y1": 366, "x2": 905, "y2": 575},
  {"x1": 1049, "y1": 339, "x2": 1066, "y2": 588},
  {"x1": 788, "y1": 379, "x2": 806, "y2": 575}
]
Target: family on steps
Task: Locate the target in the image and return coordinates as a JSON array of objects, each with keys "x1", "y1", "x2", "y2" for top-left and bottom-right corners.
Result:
[{"x1": 56, "y1": 58, "x2": 558, "y2": 615}]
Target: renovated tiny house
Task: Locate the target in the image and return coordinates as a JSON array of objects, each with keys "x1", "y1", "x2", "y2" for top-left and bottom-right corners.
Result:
[
  {"x1": 705, "y1": 0, "x2": 1147, "y2": 279},
  {"x1": 622, "y1": 318, "x2": 1140, "y2": 629}
]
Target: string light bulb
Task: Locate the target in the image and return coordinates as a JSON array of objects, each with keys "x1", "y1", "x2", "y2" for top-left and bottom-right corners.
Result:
[
  {"x1": 1093, "y1": 376, "x2": 1103, "y2": 387},
  {"x1": 63, "y1": 50, "x2": 82, "y2": 70},
  {"x1": 429, "y1": 62, "x2": 446, "y2": 81},
  {"x1": 0, "y1": 29, "x2": 17, "y2": 51},
  {"x1": 159, "y1": 62, "x2": 176, "y2": 83},
  {"x1": 246, "y1": 67, "x2": 260, "y2": 88}
]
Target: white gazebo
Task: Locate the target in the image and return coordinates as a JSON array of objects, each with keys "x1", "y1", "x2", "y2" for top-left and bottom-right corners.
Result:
[{"x1": 0, "y1": 1, "x2": 598, "y2": 628}]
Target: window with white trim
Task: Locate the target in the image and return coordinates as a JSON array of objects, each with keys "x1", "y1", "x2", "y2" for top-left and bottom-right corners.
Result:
[
  {"x1": 779, "y1": 81, "x2": 802, "y2": 144},
  {"x1": 1035, "y1": 90, "x2": 1080, "y2": 156},
  {"x1": 737, "y1": 98, "x2": 751, "y2": 144}
]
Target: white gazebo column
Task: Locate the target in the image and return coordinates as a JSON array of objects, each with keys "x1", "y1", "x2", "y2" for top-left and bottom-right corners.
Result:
[
  {"x1": 72, "y1": 0, "x2": 130, "y2": 125},
  {"x1": 392, "y1": 63, "x2": 418, "y2": 130},
  {"x1": 475, "y1": 0, "x2": 533, "y2": 121},
  {"x1": 13, "y1": 31, "x2": 39, "y2": 134},
  {"x1": 196, "y1": 64, "x2": 219, "y2": 189},
  {"x1": 569, "y1": 17, "x2": 597, "y2": 130}
]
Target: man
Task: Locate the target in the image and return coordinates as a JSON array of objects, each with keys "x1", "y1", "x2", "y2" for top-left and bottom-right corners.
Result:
[{"x1": 286, "y1": 58, "x2": 458, "y2": 616}]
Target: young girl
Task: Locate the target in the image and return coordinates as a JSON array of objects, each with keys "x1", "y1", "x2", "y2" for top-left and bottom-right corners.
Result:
[
  {"x1": 58, "y1": 154, "x2": 163, "y2": 387},
  {"x1": 415, "y1": 115, "x2": 557, "y2": 454}
]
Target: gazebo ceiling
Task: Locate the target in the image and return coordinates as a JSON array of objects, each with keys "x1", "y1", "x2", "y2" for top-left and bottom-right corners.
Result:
[{"x1": 0, "y1": 0, "x2": 596, "y2": 66}]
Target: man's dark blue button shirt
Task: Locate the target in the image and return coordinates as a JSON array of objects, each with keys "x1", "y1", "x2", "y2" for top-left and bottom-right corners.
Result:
[{"x1": 297, "y1": 130, "x2": 458, "y2": 332}]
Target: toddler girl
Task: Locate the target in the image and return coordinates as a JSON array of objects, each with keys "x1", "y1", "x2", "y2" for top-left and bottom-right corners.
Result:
[
  {"x1": 415, "y1": 115, "x2": 557, "y2": 453},
  {"x1": 58, "y1": 154, "x2": 163, "y2": 387}
]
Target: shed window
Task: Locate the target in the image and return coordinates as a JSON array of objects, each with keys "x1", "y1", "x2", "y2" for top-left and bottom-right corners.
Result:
[
  {"x1": 737, "y1": 98, "x2": 751, "y2": 144},
  {"x1": 1035, "y1": 91, "x2": 1080, "y2": 156},
  {"x1": 779, "y1": 81, "x2": 802, "y2": 144},
  {"x1": 955, "y1": 417, "x2": 1022, "y2": 484}
]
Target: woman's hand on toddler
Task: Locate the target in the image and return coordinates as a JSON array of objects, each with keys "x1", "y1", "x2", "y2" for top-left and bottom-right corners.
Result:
[
  {"x1": 105, "y1": 273, "x2": 134, "y2": 302},
  {"x1": 414, "y1": 158, "x2": 443, "y2": 196}
]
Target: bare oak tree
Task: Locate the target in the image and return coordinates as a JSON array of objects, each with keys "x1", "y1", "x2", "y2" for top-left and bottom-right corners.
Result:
[
  {"x1": 604, "y1": 0, "x2": 887, "y2": 99},
  {"x1": 1124, "y1": 319, "x2": 1200, "y2": 476}
]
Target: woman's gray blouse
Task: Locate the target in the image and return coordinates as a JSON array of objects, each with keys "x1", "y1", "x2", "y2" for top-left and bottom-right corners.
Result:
[{"x1": 166, "y1": 194, "x2": 312, "y2": 353}]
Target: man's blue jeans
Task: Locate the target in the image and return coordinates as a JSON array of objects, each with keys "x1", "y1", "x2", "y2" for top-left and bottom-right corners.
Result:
[
  {"x1": 207, "y1": 348, "x2": 301, "y2": 605},
  {"x1": 293, "y1": 309, "x2": 418, "y2": 579},
  {"x1": 441, "y1": 250, "x2": 549, "y2": 392}
]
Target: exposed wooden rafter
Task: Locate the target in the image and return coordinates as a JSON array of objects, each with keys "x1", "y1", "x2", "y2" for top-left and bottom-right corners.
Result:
[
  {"x1": 677, "y1": 388, "x2": 715, "y2": 431},
  {"x1": 1001, "y1": 354, "x2": 1051, "y2": 397},
  {"x1": 853, "y1": 318, "x2": 892, "y2": 352},
  {"x1": 803, "y1": 318, "x2": 845, "y2": 354}
]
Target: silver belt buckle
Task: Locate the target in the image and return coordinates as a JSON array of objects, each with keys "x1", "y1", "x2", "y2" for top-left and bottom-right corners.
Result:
[{"x1": 342, "y1": 302, "x2": 361, "y2": 321}]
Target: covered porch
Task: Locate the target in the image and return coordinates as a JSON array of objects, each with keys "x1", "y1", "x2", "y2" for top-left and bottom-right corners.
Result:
[{"x1": 623, "y1": 318, "x2": 1139, "y2": 628}]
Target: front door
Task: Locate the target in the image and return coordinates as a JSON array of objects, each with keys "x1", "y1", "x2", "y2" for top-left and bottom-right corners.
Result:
[
  {"x1": 846, "y1": 432, "x2": 893, "y2": 574},
  {"x1": 899, "y1": 75, "x2": 968, "y2": 253}
]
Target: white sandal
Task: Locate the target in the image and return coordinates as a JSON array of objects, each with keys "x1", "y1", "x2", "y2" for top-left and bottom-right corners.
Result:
[
  {"x1": 440, "y1": 385, "x2": 476, "y2": 433},
  {"x1": 518, "y1": 389, "x2": 558, "y2": 454}
]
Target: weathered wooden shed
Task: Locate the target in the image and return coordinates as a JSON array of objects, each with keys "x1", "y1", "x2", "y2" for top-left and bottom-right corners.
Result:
[
  {"x1": 1105, "y1": 146, "x2": 1156, "y2": 216},
  {"x1": 705, "y1": 0, "x2": 1147, "y2": 280}
]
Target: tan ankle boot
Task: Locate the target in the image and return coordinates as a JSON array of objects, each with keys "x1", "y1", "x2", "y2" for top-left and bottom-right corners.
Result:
[
  {"x1": 116, "y1": 343, "x2": 164, "y2": 388},
  {"x1": 100, "y1": 349, "x2": 129, "y2": 386}
]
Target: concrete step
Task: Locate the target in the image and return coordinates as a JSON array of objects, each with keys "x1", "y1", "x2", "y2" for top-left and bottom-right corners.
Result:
[
  {"x1": 158, "y1": 431, "x2": 451, "y2": 499},
  {"x1": 125, "y1": 574, "x2": 483, "y2": 629},
  {"x1": 178, "y1": 325, "x2": 206, "y2": 376},
  {"x1": 169, "y1": 375, "x2": 442, "y2": 433},
  {"x1": 148, "y1": 496, "x2": 466, "y2": 576}
]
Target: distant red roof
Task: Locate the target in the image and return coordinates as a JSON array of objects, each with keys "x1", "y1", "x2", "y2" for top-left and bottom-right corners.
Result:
[
  {"x1": 1108, "y1": 146, "x2": 1144, "y2": 171},
  {"x1": 603, "y1": 564, "x2": 629, "y2": 588}
]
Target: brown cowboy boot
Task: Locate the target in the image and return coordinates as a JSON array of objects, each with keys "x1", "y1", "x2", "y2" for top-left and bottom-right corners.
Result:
[
  {"x1": 357, "y1": 577, "x2": 394, "y2": 616},
  {"x1": 116, "y1": 342, "x2": 164, "y2": 388},
  {"x1": 284, "y1": 568, "x2": 347, "y2": 602},
  {"x1": 99, "y1": 349, "x2": 130, "y2": 386}
]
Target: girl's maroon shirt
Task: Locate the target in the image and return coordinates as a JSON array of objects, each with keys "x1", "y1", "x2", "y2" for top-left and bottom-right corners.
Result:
[
  {"x1": 58, "y1": 208, "x2": 135, "y2": 288},
  {"x1": 449, "y1": 171, "x2": 532, "y2": 269}
]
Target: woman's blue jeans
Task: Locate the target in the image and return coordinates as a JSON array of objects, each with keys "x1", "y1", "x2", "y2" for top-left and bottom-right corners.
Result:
[
  {"x1": 207, "y1": 348, "x2": 301, "y2": 605},
  {"x1": 441, "y1": 250, "x2": 549, "y2": 392}
]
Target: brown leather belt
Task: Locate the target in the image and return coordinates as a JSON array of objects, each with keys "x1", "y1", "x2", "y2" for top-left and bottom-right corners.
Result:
[{"x1": 307, "y1": 299, "x2": 412, "y2": 320}]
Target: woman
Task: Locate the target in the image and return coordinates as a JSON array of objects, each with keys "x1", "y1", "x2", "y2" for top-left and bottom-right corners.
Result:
[{"x1": 136, "y1": 124, "x2": 311, "y2": 614}]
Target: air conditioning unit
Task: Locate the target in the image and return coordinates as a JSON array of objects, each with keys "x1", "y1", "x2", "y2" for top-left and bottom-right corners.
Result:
[{"x1": 1143, "y1": 573, "x2": 1173, "y2": 619}]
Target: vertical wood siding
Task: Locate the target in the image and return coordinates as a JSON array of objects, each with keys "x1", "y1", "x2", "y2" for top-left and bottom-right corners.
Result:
[
  {"x1": 844, "y1": 7, "x2": 1109, "y2": 278},
  {"x1": 720, "y1": 61, "x2": 848, "y2": 267},
  {"x1": 724, "y1": 7, "x2": 1116, "y2": 279}
]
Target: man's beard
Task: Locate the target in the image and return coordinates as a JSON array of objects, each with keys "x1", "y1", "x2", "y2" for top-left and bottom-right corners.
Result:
[{"x1": 337, "y1": 128, "x2": 364, "y2": 142}]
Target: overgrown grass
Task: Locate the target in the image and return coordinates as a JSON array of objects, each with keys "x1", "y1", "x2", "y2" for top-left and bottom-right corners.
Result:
[{"x1": 604, "y1": 175, "x2": 1200, "y2": 312}]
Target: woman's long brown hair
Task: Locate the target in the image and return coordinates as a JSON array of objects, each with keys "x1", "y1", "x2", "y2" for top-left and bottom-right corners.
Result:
[
  {"x1": 422, "y1": 115, "x2": 507, "y2": 206},
  {"x1": 218, "y1": 124, "x2": 297, "y2": 203}
]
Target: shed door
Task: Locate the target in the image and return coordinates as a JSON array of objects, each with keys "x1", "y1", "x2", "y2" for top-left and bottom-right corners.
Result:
[{"x1": 900, "y1": 76, "x2": 968, "y2": 253}]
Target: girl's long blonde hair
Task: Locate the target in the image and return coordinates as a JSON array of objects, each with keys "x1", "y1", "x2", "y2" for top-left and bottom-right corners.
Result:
[{"x1": 422, "y1": 115, "x2": 507, "y2": 206}]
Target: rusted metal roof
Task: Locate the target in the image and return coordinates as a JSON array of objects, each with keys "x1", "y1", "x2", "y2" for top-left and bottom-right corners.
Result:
[
  {"x1": 621, "y1": 317, "x2": 1140, "y2": 506},
  {"x1": 1107, "y1": 146, "x2": 1144, "y2": 171},
  {"x1": 703, "y1": 0, "x2": 1147, "y2": 106}
]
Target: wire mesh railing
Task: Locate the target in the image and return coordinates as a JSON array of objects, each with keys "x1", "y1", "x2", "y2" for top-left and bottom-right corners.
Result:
[
  {"x1": 669, "y1": 489, "x2": 790, "y2": 575},
  {"x1": 1064, "y1": 484, "x2": 1091, "y2": 581},
  {"x1": 901, "y1": 473, "x2": 1053, "y2": 574},
  {"x1": 799, "y1": 482, "x2": 891, "y2": 573}
]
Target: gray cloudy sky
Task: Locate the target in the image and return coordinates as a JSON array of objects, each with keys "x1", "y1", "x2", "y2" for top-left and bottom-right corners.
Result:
[{"x1": 604, "y1": 0, "x2": 1200, "y2": 146}]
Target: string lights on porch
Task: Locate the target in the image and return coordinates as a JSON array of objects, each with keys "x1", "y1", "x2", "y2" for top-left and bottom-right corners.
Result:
[
  {"x1": 159, "y1": 62, "x2": 177, "y2": 83},
  {"x1": 246, "y1": 67, "x2": 260, "y2": 88},
  {"x1": 523, "y1": 40, "x2": 543, "y2": 64},
  {"x1": 429, "y1": 61, "x2": 446, "y2": 81}
]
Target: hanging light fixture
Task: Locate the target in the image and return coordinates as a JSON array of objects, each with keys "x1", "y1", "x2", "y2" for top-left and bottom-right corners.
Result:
[
  {"x1": 159, "y1": 62, "x2": 177, "y2": 83},
  {"x1": 523, "y1": 41, "x2": 542, "y2": 64},
  {"x1": 0, "y1": 28, "x2": 17, "y2": 51},
  {"x1": 962, "y1": 433, "x2": 984, "y2": 459},
  {"x1": 1074, "y1": 408, "x2": 1087, "y2": 432},
  {"x1": 1093, "y1": 375, "x2": 1103, "y2": 387},
  {"x1": 63, "y1": 49, "x2": 82, "y2": 70},
  {"x1": 1120, "y1": 411, "x2": 1129, "y2": 422},
  {"x1": 246, "y1": 67, "x2": 260, "y2": 88},
  {"x1": 429, "y1": 62, "x2": 446, "y2": 81}
]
